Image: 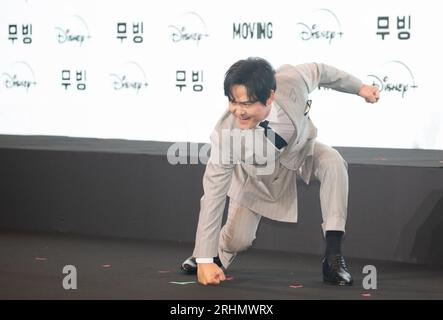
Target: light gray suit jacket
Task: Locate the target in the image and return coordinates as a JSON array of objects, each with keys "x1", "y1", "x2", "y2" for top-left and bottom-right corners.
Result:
[{"x1": 193, "y1": 63, "x2": 362, "y2": 258}]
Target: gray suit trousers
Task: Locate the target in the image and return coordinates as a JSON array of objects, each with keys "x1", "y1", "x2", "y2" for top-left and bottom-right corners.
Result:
[{"x1": 218, "y1": 141, "x2": 349, "y2": 269}]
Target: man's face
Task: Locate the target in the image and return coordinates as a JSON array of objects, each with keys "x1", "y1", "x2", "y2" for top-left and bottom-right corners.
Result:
[{"x1": 228, "y1": 85, "x2": 273, "y2": 129}]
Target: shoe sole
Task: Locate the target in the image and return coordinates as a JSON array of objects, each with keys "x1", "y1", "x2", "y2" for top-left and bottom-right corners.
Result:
[
  {"x1": 323, "y1": 277, "x2": 353, "y2": 286},
  {"x1": 181, "y1": 264, "x2": 197, "y2": 275}
]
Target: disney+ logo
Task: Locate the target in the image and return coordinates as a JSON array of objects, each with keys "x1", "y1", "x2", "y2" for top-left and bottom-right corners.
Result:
[
  {"x1": 55, "y1": 15, "x2": 91, "y2": 46},
  {"x1": 1, "y1": 61, "x2": 36, "y2": 92},
  {"x1": 367, "y1": 61, "x2": 418, "y2": 98},
  {"x1": 168, "y1": 12, "x2": 209, "y2": 46},
  {"x1": 296, "y1": 9, "x2": 344, "y2": 44},
  {"x1": 110, "y1": 61, "x2": 149, "y2": 93}
]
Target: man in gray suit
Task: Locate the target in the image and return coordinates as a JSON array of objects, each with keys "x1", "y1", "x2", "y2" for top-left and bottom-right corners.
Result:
[{"x1": 181, "y1": 57, "x2": 380, "y2": 286}]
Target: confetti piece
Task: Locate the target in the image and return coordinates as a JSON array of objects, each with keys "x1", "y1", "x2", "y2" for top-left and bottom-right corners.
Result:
[
  {"x1": 101, "y1": 264, "x2": 111, "y2": 268},
  {"x1": 169, "y1": 281, "x2": 196, "y2": 285},
  {"x1": 225, "y1": 276, "x2": 234, "y2": 281},
  {"x1": 35, "y1": 257, "x2": 47, "y2": 261},
  {"x1": 289, "y1": 284, "x2": 304, "y2": 289},
  {"x1": 439, "y1": 160, "x2": 443, "y2": 164},
  {"x1": 361, "y1": 293, "x2": 372, "y2": 297},
  {"x1": 158, "y1": 270, "x2": 171, "y2": 273}
]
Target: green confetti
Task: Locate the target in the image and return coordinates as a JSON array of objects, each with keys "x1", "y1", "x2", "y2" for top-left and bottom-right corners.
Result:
[{"x1": 169, "y1": 281, "x2": 196, "y2": 285}]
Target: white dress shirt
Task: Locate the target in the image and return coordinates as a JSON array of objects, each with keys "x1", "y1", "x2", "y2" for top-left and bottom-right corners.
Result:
[{"x1": 260, "y1": 101, "x2": 295, "y2": 145}]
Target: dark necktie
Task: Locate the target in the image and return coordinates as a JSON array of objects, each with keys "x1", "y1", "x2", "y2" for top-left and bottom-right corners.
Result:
[{"x1": 259, "y1": 120, "x2": 288, "y2": 150}]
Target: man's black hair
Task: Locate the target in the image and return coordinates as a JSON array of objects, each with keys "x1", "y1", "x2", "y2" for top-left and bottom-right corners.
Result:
[{"x1": 224, "y1": 57, "x2": 276, "y2": 105}]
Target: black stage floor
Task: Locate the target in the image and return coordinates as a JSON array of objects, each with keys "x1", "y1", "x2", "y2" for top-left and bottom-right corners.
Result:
[{"x1": 1, "y1": 230, "x2": 442, "y2": 300}]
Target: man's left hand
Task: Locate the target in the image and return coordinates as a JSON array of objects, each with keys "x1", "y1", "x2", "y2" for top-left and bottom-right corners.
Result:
[{"x1": 358, "y1": 84, "x2": 380, "y2": 103}]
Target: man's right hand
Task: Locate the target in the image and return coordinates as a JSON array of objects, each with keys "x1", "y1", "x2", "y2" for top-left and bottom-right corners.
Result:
[{"x1": 197, "y1": 263, "x2": 226, "y2": 285}]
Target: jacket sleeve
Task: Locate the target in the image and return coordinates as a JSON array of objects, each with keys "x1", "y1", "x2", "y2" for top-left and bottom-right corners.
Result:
[
  {"x1": 192, "y1": 131, "x2": 234, "y2": 258},
  {"x1": 297, "y1": 62, "x2": 363, "y2": 95}
]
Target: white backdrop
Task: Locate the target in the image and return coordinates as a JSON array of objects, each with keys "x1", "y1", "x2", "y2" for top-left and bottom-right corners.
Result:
[{"x1": 1, "y1": 0, "x2": 442, "y2": 149}]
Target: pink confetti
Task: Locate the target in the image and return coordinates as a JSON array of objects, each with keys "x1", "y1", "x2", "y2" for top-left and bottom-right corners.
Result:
[
  {"x1": 439, "y1": 160, "x2": 443, "y2": 164},
  {"x1": 289, "y1": 284, "x2": 304, "y2": 289},
  {"x1": 101, "y1": 264, "x2": 111, "y2": 268},
  {"x1": 225, "y1": 276, "x2": 234, "y2": 281},
  {"x1": 158, "y1": 270, "x2": 171, "y2": 273},
  {"x1": 35, "y1": 257, "x2": 47, "y2": 261},
  {"x1": 361, "y1": 293, "x2": 372, "y2": 297}
]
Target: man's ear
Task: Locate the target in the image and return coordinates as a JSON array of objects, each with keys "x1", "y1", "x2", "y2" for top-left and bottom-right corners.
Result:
[{"x1": 265, "y1": 90, "x2": 275, "y2": 107}]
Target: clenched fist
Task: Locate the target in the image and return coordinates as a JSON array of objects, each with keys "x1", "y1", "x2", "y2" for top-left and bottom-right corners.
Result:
[
  {"x1": 197, "y1": 262, "x2": 226, "y2": 285},
  {"x1": 358, "y1": 84, "x2": 380, "y2": 103}
]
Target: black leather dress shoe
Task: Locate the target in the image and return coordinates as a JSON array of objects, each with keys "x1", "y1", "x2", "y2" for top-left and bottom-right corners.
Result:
[
  {"x1": 322, "y1": 254, "x2": 353, "y2": 286},
  {"x1": 181, "y1": 256, "x2": 223, "y2": 274}
]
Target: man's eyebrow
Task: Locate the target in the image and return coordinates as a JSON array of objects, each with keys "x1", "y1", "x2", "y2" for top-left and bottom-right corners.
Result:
[{"x1": 231, "y1": 100, "x2": 257, "y2": 104}]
